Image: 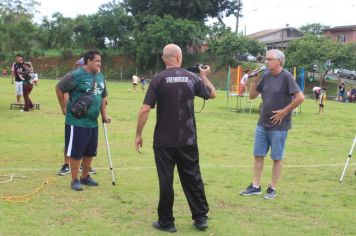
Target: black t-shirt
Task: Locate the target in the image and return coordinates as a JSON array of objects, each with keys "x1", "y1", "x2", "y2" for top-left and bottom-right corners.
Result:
[
  {"x1": 13, "y1": 63, "x2": 25, "y2": 82},
  {"x1": 143, "y1": 67, "x2": 211, "y2": 147}
]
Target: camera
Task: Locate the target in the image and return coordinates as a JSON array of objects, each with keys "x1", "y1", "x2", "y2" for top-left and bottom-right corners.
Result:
[{"x1": 186, "y1": 63, "x2": 207, "y2": 74}]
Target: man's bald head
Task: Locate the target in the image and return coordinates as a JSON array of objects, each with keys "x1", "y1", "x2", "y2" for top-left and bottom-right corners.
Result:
[{"x1": 162, "y1": 44, "x2": 182, "y2": 68}]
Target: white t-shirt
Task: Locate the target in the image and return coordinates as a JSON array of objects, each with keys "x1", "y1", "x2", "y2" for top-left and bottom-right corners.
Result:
[
  {"x1": 132, "y1": 75, "x2": 139, "y2": 84},
  {"x1": 240, "y1": 73, "x2": 249, "y2": 85}
]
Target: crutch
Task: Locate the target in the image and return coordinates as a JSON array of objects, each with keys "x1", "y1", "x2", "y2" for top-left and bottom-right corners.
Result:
[
  {"x1": 103, "y1": 122, "x2": 116, "y2": 186},
  {"x1": 339, "y1": 135, "x2": 356, "y2": 183}
]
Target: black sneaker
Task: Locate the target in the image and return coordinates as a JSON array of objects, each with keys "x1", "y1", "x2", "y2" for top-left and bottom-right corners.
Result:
[
  {"x1": 71, "y1": 179, "x2": 83, "y2": 191},
  {"x1": 194, "y1": 219, "x2": 208, "y2": 231},
  {"x1": 239, "y1": 183, "x2": 262, "y2": 195},
  {"x1": 80, "y1": 164, "x2": 97, "y2": 174},
  {"x1": 152, "y1": 221, "x2": 177, "y2": 233},
  {"x1": 58, "y1": 164, "x2": 70, "y2": 176},
  {"x1": 80, "y1": 175, "x2": 99, "y2": 186},
  {"x1": 264, "y1": 185, "x2": 276, "y2": 200}
]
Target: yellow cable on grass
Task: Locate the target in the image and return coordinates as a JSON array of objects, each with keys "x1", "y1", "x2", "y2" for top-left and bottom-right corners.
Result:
[
  {"x1": 0, "y1": 177, "x2": 56, "y2": 203},
  {"x1": 0, "y1": 174, "x2": 26, "y2": 184}
]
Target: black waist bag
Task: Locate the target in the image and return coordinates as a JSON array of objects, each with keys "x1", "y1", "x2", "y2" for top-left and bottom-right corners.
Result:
[{"x1": 70, "y1": 93, "x2": 93, "y2": 119}]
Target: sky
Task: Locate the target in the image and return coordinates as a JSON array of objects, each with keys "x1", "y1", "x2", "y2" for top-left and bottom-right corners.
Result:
[{"x1": 36, "y1": 0, "x2": 356, "y2": 35}]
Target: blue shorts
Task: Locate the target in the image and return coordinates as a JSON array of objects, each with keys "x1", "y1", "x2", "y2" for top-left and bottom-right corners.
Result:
[
  {"x1": 253, "y1": 126, "x2": 288, "y2": 160},
  {"x1": 65, "y1": 124, "x2": 98, "y2": 160}
]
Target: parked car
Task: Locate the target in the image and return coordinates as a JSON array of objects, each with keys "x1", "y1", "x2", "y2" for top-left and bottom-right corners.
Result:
[
  {"x1": 235, "y1": 53, "x2": 257, "y2": 62},
  {"x1": 337, "y1": 68, "x2": 356, "y2": 80}
]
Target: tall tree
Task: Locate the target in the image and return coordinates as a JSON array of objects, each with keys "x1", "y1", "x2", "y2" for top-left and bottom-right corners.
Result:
[
  {"x1": 49, "y1": 12, "x2": 74, "y2": 49},
  {"x1": 72, "y1": 15, "x2": 97, "y2": 49},
  {"x1": 134, "y1": 15, "x2": 205, "y2": 70},
  {"x1": 299, "y1": 23, "x2": 330, "y2": 36},
  {"x1": 224, "y1": 0, "x2": 243, "y2": 34},
  {"x1": 215, "y1": 32, "x2": 265, "y2": 66},
  {"x1": 7, "y1": 19, "x2": 35, "y2": 53},
  {"x1": 123, "y1": 0, "x2": 239, "y2": 22},
  {"x1": 285, "y1": 35, "x2": 353, "y2": 85},
  {"x1": 95, "y1": 1, "x2": 135, "y2": 50},
  {"x1": 206, "y1": 21, "x2": 232, "y2": 56},
  {"x1": 0, "y1": 0, "x2": 40, "y2": 20}
]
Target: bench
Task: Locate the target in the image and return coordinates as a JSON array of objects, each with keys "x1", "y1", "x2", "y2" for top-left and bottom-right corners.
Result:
[{"x1": 10, "y1": 103, "x2": 40, "y2": 110}]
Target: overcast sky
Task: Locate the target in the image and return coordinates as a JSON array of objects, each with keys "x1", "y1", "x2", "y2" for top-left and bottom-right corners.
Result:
[{"x1": 36, "y1": 0, "x2": 356, "y2": 35}]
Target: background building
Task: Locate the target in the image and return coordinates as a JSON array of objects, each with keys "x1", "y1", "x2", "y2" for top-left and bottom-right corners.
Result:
[
  {"x1": 324, "y1": 25, "x2": 356, "y2": 43},
  {"x1": 248, "y1": 27, "x2": 304, "y2": 50}
]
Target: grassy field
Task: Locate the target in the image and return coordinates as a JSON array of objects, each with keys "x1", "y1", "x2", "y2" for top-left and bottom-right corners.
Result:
[{"x1": 0, "y1": 77, "x2": 355, "y2": 236}]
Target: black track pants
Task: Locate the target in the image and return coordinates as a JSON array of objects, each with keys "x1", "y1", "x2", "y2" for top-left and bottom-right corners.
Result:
[{"x1": 153, "y1": 145, "x2": 209, "y2": 226}]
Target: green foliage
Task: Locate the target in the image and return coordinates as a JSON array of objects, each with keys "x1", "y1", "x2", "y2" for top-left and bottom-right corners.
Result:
[
  {"x1": 215, "y1": 33, "x2": 265, "y2": 67},
  {"x1": 206, "y1": 21, "x2": 233, "y2": 56},
  {"x1": 0, "y1": 0, "x2": 40, "y2": 19},
  {"x1": 344, "y1": 42, "x2": 356, "y2": 69},
  {"x1": 96, "y1": 1, "x2": 135, "y2": 49},
  {"x1": 299, "y1": 23, "x2": 330, "y2": 36},
  {"x1": 285, "y1": 35, "x2": 354, "y2": 83},
  {"x1": 60, "y1": 48, "x2": 74, "y2": 60},
  {"x1": 134, "y1": 15, "x2": 206, "y2": 69},
  {"x1": 123, "y1": 0, "x2": 239, "y2": 22}
]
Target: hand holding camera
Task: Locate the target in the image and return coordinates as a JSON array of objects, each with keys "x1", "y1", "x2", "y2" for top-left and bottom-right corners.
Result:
[{"x1": 197, "y1": 64, "x2": 210, "y2": 78}]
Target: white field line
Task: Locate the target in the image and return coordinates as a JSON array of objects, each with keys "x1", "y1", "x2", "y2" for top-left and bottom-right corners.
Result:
[{"x1": 0, "y1": 163, "x2": 355, "y2": 172}]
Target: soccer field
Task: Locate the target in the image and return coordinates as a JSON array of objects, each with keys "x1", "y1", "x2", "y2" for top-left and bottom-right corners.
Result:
[{"x1": 0, "y1": 78, "x2": 355, "y2": 235}]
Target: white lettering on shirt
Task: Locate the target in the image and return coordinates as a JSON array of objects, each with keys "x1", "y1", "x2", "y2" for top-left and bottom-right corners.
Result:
[{"x1": 165, "y1": 77, "x2": 189, "y2": 83}]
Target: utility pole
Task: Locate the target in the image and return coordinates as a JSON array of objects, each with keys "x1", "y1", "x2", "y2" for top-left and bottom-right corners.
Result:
[{"x1": 234, "y1": 0, "x2": 243, "y2": 34}]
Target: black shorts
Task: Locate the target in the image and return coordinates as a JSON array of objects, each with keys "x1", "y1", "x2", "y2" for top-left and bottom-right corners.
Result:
[{"x1": 65, "y1": 124, "x2": 98, "y2": 160}]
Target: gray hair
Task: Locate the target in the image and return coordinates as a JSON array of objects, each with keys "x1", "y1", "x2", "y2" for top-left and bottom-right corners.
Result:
[{"x1": 268, "y1": 49, "x2": 285, "y2": 66}]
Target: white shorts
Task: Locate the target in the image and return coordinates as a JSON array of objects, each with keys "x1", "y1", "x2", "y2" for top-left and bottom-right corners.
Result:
[{"x1": 15, "y1": 81, "x2": 23, "y2": 96}]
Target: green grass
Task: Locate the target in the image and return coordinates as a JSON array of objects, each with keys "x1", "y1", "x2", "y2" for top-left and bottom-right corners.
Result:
[{"x1": 0, "y1": 77, "x2": 355, "y2": 236}]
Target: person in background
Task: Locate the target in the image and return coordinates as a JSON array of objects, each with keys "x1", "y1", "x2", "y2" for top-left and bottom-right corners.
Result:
[
  {"x1": 312, "y1": 86, "x2": 321, "y2": 103},
  {"x1": 139, "y1": 75, "x2": 147, "y2": 92},
  {"x1": 18, "y1": 62, "x2": 34, "y2": 112},
  {"x1": 11, "y1": 54, "x2": 25, "y2": 104},
  {"x1": 240, "y1": 49, "x2": 304, "y2": 200},
  {"x1": 338, "y1": 80, "x2": 346, "y2": 102},
  {"x1": 2, "y1": 68, "x2": 7, "y2": 76},
  {"x1": 240, "y1": 69, "x2": 250, "y2": 95},
  {"x1": 318, "y1": 88, "x2": 327, "y2": 114},
  {"x1": 132, "y1": 74, "x2": 139, "y2": 91},
  {"x1": 75, "y1": 57, "x2": 84, "y2": 68}
]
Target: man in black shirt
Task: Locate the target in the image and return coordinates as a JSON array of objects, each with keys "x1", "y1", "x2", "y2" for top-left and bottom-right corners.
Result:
[
  {"x1": 11, "y1": 54, "x2": 25, "y2": 104},
  {"x1": 135, "y1": 44, "x2": 216, "y2": 232}
]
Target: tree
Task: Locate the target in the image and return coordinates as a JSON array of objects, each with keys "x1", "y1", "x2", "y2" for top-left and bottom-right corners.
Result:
[
  {"x1": 0, "y1": 0, "x2": 40, "y2": 53},
  {"x1": 0, "y1": 0, "x2": 40, "y2": 20},
  {"x1": 123, "y1": 0, "x2": 240, "y2": 22},
  {"x1": 206, "y1": 21, "x2": 232, "y2": 56},
  {"x1": 72, "y1": 15, "x2": 97, "y2": 49},
  {"x1": 134, "y1": 15, "x2": 205, "y2": 70},
  {"x1": 224, "y1": 0, "x2": 243, "y2": 34},
  {"x1": 48, "y1": 12, "x2": 74, "y2": 49},
  {"x1": 299, "y1": 23, "x2": 330, "y2": 36},
  {"x1": 285, "y1": 35, "x2": 353, "y2": 85},
  {"x1": 215, "y1": 32, "x2": 265, "y2": 67},
  {"x1": 95, "y1": 1, "x2": 135, "y2": 50},
  {"x1": 7, "y1": 19, "x2": 35, "y2": 53}
]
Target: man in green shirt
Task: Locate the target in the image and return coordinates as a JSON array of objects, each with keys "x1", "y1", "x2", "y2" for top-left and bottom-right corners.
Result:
[{"x1": 56, "y1": 50, "x2": 111, "y2": 191}]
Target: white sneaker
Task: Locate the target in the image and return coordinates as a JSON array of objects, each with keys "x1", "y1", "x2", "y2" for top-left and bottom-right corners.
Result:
[{"x1": 20, "y1": 110, "x2": 24, "y2": 112}]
